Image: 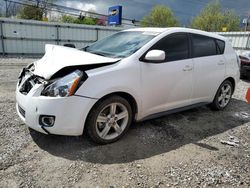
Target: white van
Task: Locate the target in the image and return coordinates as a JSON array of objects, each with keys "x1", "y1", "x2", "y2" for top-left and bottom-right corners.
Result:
[{"x1": 16, "y1": 27, "x2": 240, "y2": 144}]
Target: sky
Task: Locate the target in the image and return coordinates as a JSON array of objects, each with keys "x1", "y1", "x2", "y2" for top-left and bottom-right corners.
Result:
[
  {"x1": 55, "y1": 0, "x2": 250, "y2": 25},
  {"x1": 0, "y1": 0, "x2": 249, "y2": 25}
]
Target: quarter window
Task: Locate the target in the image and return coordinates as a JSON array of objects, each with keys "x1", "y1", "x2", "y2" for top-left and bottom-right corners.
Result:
[
  {"x1": 192, "y1": 34, "x2": 217, "y2": 58},
  {"x1": 151, "y1": 34, "x2": 189, "y2": 62},
  {"x1": 216, "y1": 40, "x2": 225, "y2": 54}
]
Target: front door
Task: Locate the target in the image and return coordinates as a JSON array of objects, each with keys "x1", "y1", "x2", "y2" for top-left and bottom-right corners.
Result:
[{"x1": 140, "y1": 33, "x2": 193, "y2": 118}]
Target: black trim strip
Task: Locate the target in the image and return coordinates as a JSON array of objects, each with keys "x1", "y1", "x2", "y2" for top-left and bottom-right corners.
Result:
[
  {"x1": 139, "y1": 102, "x2": 209, "y2": 122},
  {"x1": 73, "y1": 94, "x2": 98, "y2": 100},
  {"x1": 41, "y1": 126, "x2": 50, "y2": 134}
]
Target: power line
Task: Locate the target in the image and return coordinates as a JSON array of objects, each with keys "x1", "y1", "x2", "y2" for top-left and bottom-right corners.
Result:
[
  {"x1": 5, "y1": 0, "x2": 139, "y2": 22},
  {"x1": 3, "y1": 0, "x2": 143, "y2": 26}
]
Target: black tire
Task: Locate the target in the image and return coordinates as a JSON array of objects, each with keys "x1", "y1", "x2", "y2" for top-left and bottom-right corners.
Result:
[
  {"x1": 209, "y1": 80, "x2": 233, "y2": 111},
  {"x1": 86, "y1": 95, "x2": 133, "y2": 144}
]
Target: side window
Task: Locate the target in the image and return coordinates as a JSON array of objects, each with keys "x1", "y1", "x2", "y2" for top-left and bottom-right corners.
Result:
[
  {"x1": 216, "y1": 40, "x2": 225, "y2": 54},
  {"x1": 192, "y1": 34, "x2": 217, "y2": 58},
  {"x1": 151, "y1": 33, "x2": 189, "y2": 62}
]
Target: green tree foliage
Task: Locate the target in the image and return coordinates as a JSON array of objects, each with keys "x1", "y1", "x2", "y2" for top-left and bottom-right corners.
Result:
[
  {"x1": 61, "y1": 15, "x2": 76, "y2": 23},
  {"x1": 19, "y1": 6, "x2": 43, "y2": 20},
  {"x1": 141, "y1": 5, "x2": 180, "y2": 27},
  {"x1": 61, "y1": 15, "x2": 97, "y2": 25},
  {"x1": 190, "y1": 1, "x2": 240, "y2": 31}
]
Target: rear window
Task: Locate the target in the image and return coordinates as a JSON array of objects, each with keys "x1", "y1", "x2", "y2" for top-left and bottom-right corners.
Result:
[{"x1": 192, "y1": 34, "x2": 217, "y2": 58}]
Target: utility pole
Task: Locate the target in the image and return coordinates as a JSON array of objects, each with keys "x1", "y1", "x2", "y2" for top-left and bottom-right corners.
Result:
[
  {"x1": 5, "y1": 0, "x2": 8, "y2": 17},
  {"x1": 248, "y1": 13, "x2": 250, "y2": 31},
  {"x1": 245, "y1": 12, "x2": 250, "y2": 31}
]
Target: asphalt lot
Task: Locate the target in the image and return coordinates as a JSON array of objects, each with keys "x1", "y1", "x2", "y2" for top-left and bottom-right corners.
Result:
[{"x1": 0, "y1": 58, "x2": 249, "y2": 187}]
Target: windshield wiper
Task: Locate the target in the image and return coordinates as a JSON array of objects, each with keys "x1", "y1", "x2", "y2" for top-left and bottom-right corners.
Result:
[
  {"x1": 91, "y1": 52, "x2": 106, "y2": 57},
  {"x1": 89, "y1": 51, "x2": 116, "y2": 57},
  {"x1": 81, "y1": 46, "x2": 89, "y2": 51}
]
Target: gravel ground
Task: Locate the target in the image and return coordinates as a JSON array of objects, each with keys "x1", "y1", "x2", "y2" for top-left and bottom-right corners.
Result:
[{"x1": 0, "y1": 58, "x2": 249, "y2": 188}]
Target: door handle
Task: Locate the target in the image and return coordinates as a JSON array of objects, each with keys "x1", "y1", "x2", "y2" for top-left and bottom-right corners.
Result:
[
  {"x1": 183, "y1": 65, "x2": 193, "y2": 71},
  {"x1": 218, "y1": 61, "x2": 225, "y2": 65}
]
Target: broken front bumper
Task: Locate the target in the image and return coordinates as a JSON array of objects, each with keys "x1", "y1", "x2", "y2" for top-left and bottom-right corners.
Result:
[{"x1": 16, "y1": 71, "x2": 97, "y2": 136}]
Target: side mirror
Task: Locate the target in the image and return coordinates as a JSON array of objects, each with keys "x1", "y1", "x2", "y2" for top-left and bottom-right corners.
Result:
[
  {"x1": 63, "y1": 44, "x2": 76, "y2": 48},
  {"x1": 144, "y1": 50, "x2": 165, "y2": 62}
]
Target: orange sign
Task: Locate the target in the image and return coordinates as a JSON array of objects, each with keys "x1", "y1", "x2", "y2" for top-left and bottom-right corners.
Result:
[{"x1": 246, "y1": 88, "x2": 250, "y2": 103}]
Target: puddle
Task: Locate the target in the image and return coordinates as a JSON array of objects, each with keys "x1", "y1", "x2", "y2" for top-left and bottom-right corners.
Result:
[{"x1": 234, "y1": 111, "x2": 250, "y2": 119}]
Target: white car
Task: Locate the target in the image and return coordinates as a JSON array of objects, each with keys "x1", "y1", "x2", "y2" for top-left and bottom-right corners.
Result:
[{"x1": 16, "y1": 27, "x2": 240, "y2": 144}]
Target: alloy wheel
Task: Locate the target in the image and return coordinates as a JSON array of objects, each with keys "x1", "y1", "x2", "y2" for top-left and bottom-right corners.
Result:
[
  {"x1": 95, "y1": 102, "x2": 129, "y2": 140},
  {"x1": 217, "y1": 83, "x2": 232, "y2": 108}
]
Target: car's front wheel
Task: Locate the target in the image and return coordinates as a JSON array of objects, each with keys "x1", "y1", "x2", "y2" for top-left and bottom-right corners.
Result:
[
  {"x1": 86, "y1": 96, "x2": 133, "y2": 144},
  {"x1": 209, "y1": 80, "x2": 233, "y2": 110}
]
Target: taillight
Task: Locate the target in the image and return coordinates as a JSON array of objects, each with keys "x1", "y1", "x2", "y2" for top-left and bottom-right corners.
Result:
[
  {"x1": 239, "y1": 55, "x2": 250, "y2": 65},
  {"x1": 236, "y1": 55, "x2": 240, "y2": 67}
]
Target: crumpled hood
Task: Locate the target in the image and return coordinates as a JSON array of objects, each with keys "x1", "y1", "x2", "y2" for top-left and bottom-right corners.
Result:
[{"x1": 33, "y1": 44, "x2": 119, "y2": 79}]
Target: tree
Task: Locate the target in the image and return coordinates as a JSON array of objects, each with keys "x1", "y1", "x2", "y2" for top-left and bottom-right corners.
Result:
[
  {"x1": 222, "y1": 9, "x2": 241, "y2": 31},
  {"x1": 61, "y1": 15, "x2": 97, "y2": 25},
  {"x1": 190, "y1": 1, "x2": 240, "y2": 31},
  {"x1": 141, "y1": 5, "x2": 180, "y2": 27},
  {"x1": 19, "y1": 6, "x2": 43, "y2": 20},
  {"x1": 61, "y1": 15, "x2": 76, "y2": 23},
  {"x1": 17, "y1": 0, "x2": 55, "y2": 20}
]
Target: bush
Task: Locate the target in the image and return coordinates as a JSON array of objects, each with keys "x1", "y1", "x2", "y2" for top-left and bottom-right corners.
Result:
[{"x1": 61, "y1": 15, "x2": 97, "y2": 25}]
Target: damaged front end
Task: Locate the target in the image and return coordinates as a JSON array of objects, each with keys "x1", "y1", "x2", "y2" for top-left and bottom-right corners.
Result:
[
  {"x1": 18, "y1": 44, "x2": 120, "y2": 96},
  {"x1": 18, "y1": 63, "x2": 89, "y2": 97},
  {"x1": 18, "y1": 63, "x2": 47, "y2": 95},
  {"x1": 18, "y1": 61, "x2": 117, "y2": 97},
  {"x1": 17, "y1": 64, "x2": 90, "y2": 134}
]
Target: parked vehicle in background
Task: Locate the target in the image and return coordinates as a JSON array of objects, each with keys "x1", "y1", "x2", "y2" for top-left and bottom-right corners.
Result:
[
  {"x1": 239, "y1": 51, "x2": 250, "y2": 79},
  {"x1": 16, "y1": 27, "x2": 240, "y2": 144}
]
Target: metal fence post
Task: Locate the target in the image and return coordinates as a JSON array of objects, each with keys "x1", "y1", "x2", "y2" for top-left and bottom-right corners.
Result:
[
  {"x1": 96, "y1": 28, "x2": 99, "y2": 41},
  {"x1": 56, "y1": 25, "x2": 59, "y2": 45},
  {"x1": 246, "y1": 32, "x2": 250, "y2": 50},
  {"x1": 0, "y1": 21, "x2": 5, "y2": 56}
]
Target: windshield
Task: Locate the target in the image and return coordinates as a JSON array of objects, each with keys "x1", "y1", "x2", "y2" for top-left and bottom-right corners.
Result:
[{"x1": 85, "y1": 31, "x2": 157, "y2": 58}]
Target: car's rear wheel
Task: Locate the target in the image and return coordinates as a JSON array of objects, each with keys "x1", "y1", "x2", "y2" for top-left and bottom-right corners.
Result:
[
  {"x1": 86, "y1": 96, "x2": 132, "y2": 144},
  {"x1": 209, "y1": 80, "x2": 233, "y2": 110}
]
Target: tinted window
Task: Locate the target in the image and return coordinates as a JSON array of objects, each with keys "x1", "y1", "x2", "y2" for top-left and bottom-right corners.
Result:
[
  {"x1": 192, "y1": 34, "x2": 217, "y2": 58},
  {"x1": 216, "y1": 40, "x2": 225, "y2": 54},
  {"x1": 151, "y1": 34, "x2": 189, "y2": 62}
]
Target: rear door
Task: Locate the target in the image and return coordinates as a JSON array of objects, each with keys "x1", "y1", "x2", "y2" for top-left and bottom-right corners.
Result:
[{"x1": 191, "y1": 34, "x2": 226, "y2": 103}]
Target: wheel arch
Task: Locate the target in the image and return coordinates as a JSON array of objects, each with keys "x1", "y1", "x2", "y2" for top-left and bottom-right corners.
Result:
[
  {"x1": 224, "y1": 77, "x2": 236, "y2": 93},
  {"x1": 83, "y1": 91, "x2": 138, "y2": 139},
  {"x1": 97, "y1": 92, "x2": 138, "y2": 117},
  {"x1": 85, "y1": 92, "x2": 138, "y2": 127}
]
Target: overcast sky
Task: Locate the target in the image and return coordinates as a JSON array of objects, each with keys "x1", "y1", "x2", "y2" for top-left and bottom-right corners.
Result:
[
  {"x1": 56, "y1": 0, "x2": 250, "y2": 25},
  {"x1": 0, "y1": 0, "x2": 249, "y2": 25}
]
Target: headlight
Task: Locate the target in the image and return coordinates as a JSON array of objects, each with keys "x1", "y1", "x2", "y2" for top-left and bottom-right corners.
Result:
[{"x1": 41, "y1": 70, "x2": 85, "y2": 97}]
